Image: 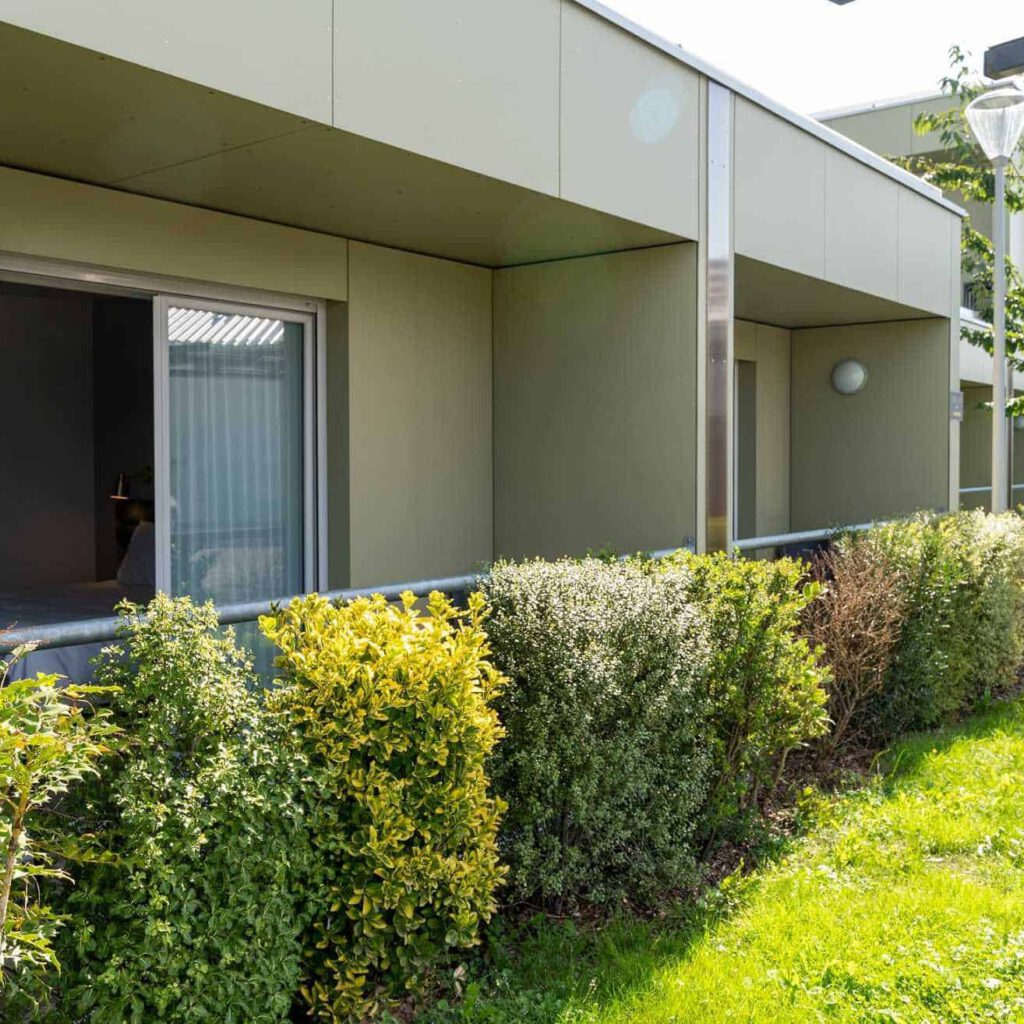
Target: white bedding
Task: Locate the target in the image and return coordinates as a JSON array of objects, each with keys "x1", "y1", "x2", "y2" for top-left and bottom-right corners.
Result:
[{"x1": 1, "y1": 580, "x2": 154, "y2": 682}]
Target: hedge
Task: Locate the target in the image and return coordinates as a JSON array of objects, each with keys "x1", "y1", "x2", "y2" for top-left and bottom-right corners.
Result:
[{"x1": 3, "y1": 510, "x2": 1024, "y2": 1021}]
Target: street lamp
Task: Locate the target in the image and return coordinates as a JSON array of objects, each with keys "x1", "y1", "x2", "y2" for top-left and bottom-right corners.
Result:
[{"x1": 965, "y1": 83, "x2": 1024, "y2": 512}]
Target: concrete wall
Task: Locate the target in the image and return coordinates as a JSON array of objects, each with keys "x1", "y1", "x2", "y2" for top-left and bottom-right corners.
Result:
[
  {"x1": 493, "y1": 244, "x2": 697, "y2": 559},
  {"x1": 346, "y1": 242, "x2": 493, "y2": 587},
  {"x1": 0, "y1": 285, "x2": 96, "y2": 588},
  {"x1": 734, "y1": 98, "x2": 956, "y2": 317},
  {"x1": 790, "y1": 319, "x2": 950, "y2": 528}
]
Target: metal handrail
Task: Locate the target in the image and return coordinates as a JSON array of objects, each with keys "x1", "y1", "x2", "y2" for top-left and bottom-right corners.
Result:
[
  {"x1": 0, "y1": 574, "x2": 481, "y2": 655},
  {"x1": 960, "y1": 484, "x2": 1024, "y2": 495},
  {"x1": 732, "y1": 522, "x2": 878, "y2": 553},
  {"x1": 0, "y1": 532, "x2": 875, "y2": 656}
]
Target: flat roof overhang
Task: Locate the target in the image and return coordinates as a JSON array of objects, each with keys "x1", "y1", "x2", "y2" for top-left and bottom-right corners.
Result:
[
  {"x1": 736, "y1": 256, "x2": 948, "y2": 329},
  {"x1": 0, "y1": 22, "x2": 680, "y2": 269}
]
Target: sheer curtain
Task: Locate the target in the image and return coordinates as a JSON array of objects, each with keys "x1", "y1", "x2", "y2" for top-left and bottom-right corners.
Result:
[{"x1": 167, "y1": 307, "x2": 305, "y2": 609}]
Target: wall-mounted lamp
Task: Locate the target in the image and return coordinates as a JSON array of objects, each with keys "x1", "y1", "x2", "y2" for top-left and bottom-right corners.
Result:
[{"x1": 831, "y1": 359, "x2": 867, "y2": 395}]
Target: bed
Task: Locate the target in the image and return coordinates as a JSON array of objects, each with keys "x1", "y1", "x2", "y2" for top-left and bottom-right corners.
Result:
[{"x1": 1, "y1": 523, "x2": 155, "y2": 682}]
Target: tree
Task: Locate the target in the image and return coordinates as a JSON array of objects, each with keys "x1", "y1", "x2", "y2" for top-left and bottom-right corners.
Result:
[{"x1": 896, "y1": 46, "x2": 1024, "y2": 413}]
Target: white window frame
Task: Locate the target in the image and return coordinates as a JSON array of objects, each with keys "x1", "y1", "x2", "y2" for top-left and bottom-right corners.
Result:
[
  {"x1": 0, "y1": 251, "x2": 329, "y2": 594},
  {"x1": 154, "y1": 294, "x2": 319, "y2": 596}
]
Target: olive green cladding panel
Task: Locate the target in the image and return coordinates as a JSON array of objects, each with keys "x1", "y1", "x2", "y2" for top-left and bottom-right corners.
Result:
[
  {"x1": 0, "y1": 0, "x2": 333, "y2": 122},
  {"x1": 346, "y1": 242, "x2": 493, "y2": 587},
  {"x1": 559, "y1": 2, "x2": 700, "y2": 238},
  {"x1": 790, "y1": 319, "x2": 950, "y2": 529},
  {"x1": 333, "y1": 0, "x2": 560, "y2": 195},
  {"x1": 0, "y1": 167, "x2": 349, "y2": 300},
  {"x1": 493, "y1": 244, "x2": 698, "y2": 560},
  {"x1": 734, "y1": 320, "x2": 791, "y2": 540}
]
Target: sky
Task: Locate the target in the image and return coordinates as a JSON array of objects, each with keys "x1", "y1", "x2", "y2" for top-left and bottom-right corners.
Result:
[{"x1": 605, "y1": 0, "x2": 1023, "y2": 115}]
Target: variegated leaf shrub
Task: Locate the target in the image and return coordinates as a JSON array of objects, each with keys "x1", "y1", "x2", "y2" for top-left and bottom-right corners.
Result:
[{"x1": 262, "y1": 590, "x2": 506, "y2": 1024}]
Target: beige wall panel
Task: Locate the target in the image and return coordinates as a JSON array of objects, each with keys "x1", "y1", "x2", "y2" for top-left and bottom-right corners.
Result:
[
  {"x1": 898, "y1": 191, "x2": 955, "y2": 316},
  {"x1": 735, "y1": 98, "x2": 826, "y2": 279},
  {"x1": 959, "y1": 384, "x2": 991, "y2": 509},
  {"x1": 347, "y1": 242, "x2": 492, "y2": 587},
  {"x1": 0, "y1": 0, "x2": 333, "y2": 123},
  {"x1": 559, "y1": 3, "x2": 699, "y2": 238},
  {"x1": 790, "y1": 319, "x2": 949, "y2": 528},
  {"x1": 824, "y1": 151, "x2": 899, "y2": 300},
  {"x1": 909, "y1": 97, "x2": 952, "y2": 155},
  {"x1": 325, "y1": 301, "x2": 351, "y2": 588},
  {"x1": 822, "y1": 107, "x2": 911, "y2": 157},
  {"x1": 753, "y1": 323, "x2": 791, "y2": 537},
  {"x1": 334, "y1": 0, "x2": 560, "y2": 194},
  {"x1": 0, "y1": 168, "x2": 349, "y2": 300},
  {"x1": 493, "y1": 244, "x2": 697, "y2": 560}
]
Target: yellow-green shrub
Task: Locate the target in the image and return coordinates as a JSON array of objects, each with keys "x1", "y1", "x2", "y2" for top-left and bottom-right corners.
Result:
[{"x1": 262, "y1": 591, "x2": 506, "y2": 1024}]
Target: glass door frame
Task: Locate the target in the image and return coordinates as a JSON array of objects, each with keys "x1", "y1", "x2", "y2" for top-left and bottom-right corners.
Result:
[
  {"x1": 153, "y1": 293, "x2": 320, "y2": 600},
  {"x1": 0, "y1": 251, "x2": 328, "y2": 601}
]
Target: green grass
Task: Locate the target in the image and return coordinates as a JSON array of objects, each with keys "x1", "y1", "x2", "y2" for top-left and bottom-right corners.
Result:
[{"x1": 418, "y1": 697, "x2": 1024, "y2": 1023}]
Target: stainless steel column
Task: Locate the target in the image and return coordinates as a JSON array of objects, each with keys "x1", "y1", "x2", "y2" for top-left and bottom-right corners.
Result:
[{"x1": 705, "y1": 81, "x2": 734, "y2": 551}]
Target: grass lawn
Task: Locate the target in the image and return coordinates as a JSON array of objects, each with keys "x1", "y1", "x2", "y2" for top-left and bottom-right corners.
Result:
[{"x1": 419, "y1": 697, "x2": 1024, "y2": 1024}]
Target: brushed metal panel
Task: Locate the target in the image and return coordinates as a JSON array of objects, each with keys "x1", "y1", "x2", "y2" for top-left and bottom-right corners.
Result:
[
  {"x1": 705, "y1": 81, "x2": 733, "y2": 552},
  {"x1": 824, "y1": 150, "x2": 899, "y2": 300},
  {"x1": 0, "y1": 0, "x2": 333, "y2": 122},
  {"x1": 559, "y1": 2, "x2": 699, "y2": 238},
  {"x1": 347, "y1": 242, "x2": 492, "y2": 586},
  {"x1": 334, "y1": 0, "x2": 560, "y2": 194}
]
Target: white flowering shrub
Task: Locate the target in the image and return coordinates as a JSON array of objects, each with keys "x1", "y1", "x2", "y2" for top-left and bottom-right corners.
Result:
[{"x1": 482, "y1": 558, "x2": 711, "y2": 908}]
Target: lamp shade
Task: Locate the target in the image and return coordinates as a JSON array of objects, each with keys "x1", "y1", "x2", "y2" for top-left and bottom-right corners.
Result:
[
  {"x1": 831, "y1": 359, "x2": 867, "y2": 395},
  {"x1": 965, "y1": 84, "x2": 1024, "y2": 163}
]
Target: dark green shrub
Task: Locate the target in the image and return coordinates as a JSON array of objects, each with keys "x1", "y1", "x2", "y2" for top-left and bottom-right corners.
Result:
[
  {"x1": 261, "y1": 591, "x2": 505, "y2": 1024},
  {"x1": 482, "y1": 557, "x2": 711, "y2": 908},
  {"x1": 662, "y1": 552, "x2": 830, "y2": 843},
  {"x1": 56, "y1": 596, "x2": 310, "y2": 1024},
  {"x1": 855, "y1": 512, "x2": 1024, "y2": 740}
]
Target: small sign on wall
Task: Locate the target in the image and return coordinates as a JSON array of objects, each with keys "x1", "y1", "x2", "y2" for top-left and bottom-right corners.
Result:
[{"x1": 950, "y1": 390, "x2": 965, "y2": 422}]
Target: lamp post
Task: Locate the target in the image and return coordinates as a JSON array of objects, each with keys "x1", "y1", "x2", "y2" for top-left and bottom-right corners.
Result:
[{"x1": 965, "y1": 83, "x2": 1024, "y2": 512}]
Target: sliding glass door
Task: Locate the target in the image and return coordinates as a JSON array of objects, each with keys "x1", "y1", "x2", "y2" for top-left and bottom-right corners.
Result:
[{"x1": 155, "y1": 297, "x2": 315, "y2": 607}]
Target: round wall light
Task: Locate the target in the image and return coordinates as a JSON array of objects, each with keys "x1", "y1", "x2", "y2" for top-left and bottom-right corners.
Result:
[{"x1": 831, "y1": 358, "x2": 867, "y2": 395}]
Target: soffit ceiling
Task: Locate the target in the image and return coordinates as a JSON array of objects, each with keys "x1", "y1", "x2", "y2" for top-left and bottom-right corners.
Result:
[
  {"x1": 736, "y1": 256, "x2": 939, "y2": 329},
  {"x1": 0, "y1": 22, "x2": 678, "y2": 268}
]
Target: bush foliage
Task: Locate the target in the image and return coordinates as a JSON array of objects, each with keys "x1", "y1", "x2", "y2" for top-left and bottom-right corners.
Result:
[
  {"x1": 483, "y1": 557, "x2": 711, "y2": 908},
  {"x1": 663, "y1": 552, "x2": 830, "y2": 840},
  {"x1": 56, "y1": 596, "x2": 311, "y2": 1024},
  {"x1": 839, "y1": 513, "x2": 1024, "y2": 742},
  {"x1": 262, "y1": 590, "x2": 506, "y2": 1024},
  {"x1": 0, "y1": 653, "x2": 117, "y2": 1018},
  {"x1": 13, "y1": 510, "x2": 1024, "y2": 1021}
]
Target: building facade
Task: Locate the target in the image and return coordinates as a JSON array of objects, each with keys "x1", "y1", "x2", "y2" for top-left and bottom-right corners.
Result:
[{"x1": 0, "y1": 0, "x2": 963, "y2": 672}]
